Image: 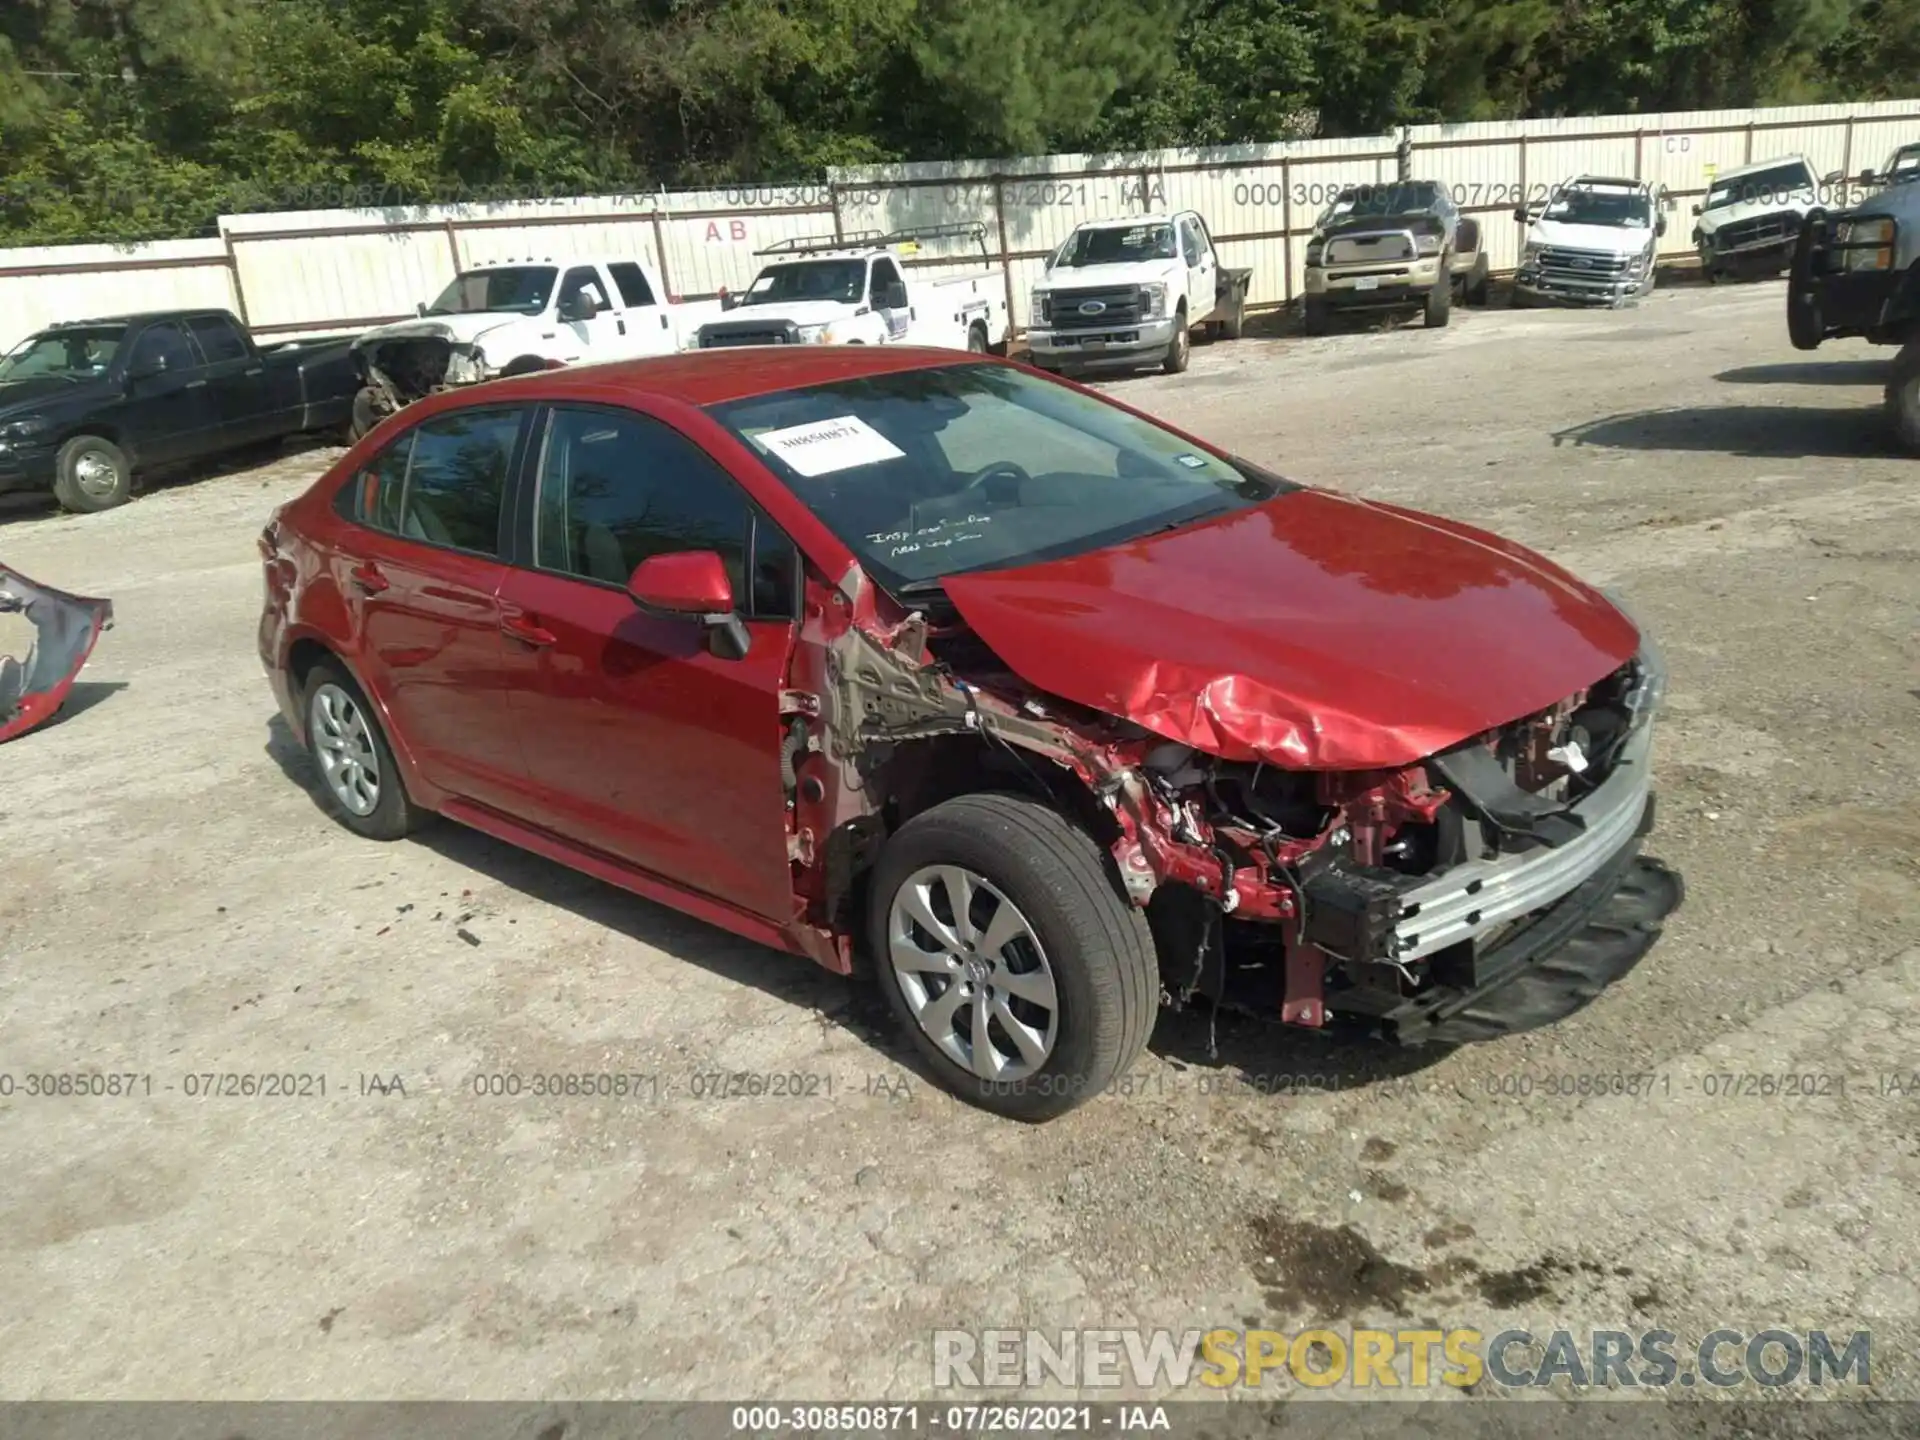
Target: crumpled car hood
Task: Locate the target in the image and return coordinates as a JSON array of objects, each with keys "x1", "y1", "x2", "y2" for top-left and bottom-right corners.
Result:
[
  {"x1": 352, "y1": 315, "x2": 517, "y2": 350},
  {"x1": 0, "y1": 564, "x2": 113, "y2": 743},
  {"x1": 940, "y1": 489, "x2": 1642, "y2": 771}
]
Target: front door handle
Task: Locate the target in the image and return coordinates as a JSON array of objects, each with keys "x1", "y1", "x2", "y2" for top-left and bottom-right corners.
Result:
[
  {"x1": 349, "y1": 562, "x2": 390, "y2": 594},
  {"x1": 501, "y1": 614, "x2": 557, "y2": 647}
]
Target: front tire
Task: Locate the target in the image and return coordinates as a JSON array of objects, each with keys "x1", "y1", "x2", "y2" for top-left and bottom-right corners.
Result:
[
  {"x1": 869, "y1": 793, "x2": 1159, "y2": 1121},
  {"x1": 1161, "y1": 308, "x2": 1190, "y2": 373},
  {"x1": 51, "y1": 435, "x2": 133, "y2": 513},
  {"x1": 1424, "y1": 273, "x2": 1453, "y2": 328},
  {"x1": 1885, "y1": 340, "x2": 1920, "y2": 453},
  {"x1": 303, "y1": 661, "x2": 424, "y2": 841},
  {"x1": 348, "y1": 386, "x2": 384, "y2": 442}
]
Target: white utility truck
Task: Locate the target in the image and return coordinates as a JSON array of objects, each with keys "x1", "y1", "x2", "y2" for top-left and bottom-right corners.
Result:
[
  {"x1": 348, "y1": 254, "x2": 696, "y2": 436},
  {"x1": 694, "y1": 223, "x2": 1010, "y2": 353},
  {"x1": 1024, "y1": 211, "x2": 1252, "y2": 375}
]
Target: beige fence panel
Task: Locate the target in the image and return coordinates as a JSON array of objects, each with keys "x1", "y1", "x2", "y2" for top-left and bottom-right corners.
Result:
[
  {"x1": 0, "y1": 239, "x2": 236, "y2": 354},
  {"x1": 3, "y1": 96, "x2": 1917, "y2": 352}
]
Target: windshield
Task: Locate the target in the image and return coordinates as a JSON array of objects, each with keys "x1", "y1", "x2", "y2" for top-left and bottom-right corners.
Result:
[
  {"x1": 739, "y1": 260, "x2": 867, "y2": 306},
  {"x1": 706, "y1": 362, "x2": 1284, "y2": 592},
  {"x1": 0, "y1": 326, "x2": 125, "y2": 382},
  {"x1": 1327, "y1": 183, "x2": 1441, "y2": 220},
  {"x1": 1704, "y1": 163, "x2": 1814, "y2": 210},
  {"x1": 1542, "y1": 188, "x2": 1651, "y2": 227},
  {"x1": 1054, "y1": 224, "x2": 1177, "y2": 267},
  {"x1": 425, "y1": 266, "x2": 557, "y2": 316}
]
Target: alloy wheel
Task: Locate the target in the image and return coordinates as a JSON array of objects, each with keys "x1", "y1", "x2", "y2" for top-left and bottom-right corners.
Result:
[
  {"x1": 309, "y1": 681, "x2": 381, "y2": 817},
  {"x1": 887, "y1": 864, "x2": 1060, "y2": 1081}
]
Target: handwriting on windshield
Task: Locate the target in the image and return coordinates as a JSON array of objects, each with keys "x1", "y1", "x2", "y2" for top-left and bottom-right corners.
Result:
[{"x1": 867, "y1": 513, "x2": 993, "y2": 559}]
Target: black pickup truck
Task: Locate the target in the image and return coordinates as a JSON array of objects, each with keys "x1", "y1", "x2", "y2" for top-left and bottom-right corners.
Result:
[{"x1": 0, "y1": 309, "x2": 360, "y2": 513}]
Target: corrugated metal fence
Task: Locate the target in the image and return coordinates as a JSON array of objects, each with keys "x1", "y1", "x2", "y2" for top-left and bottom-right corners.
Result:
[{"x1": 3, "y1": 97, "x2": 1916, "y2": 354}]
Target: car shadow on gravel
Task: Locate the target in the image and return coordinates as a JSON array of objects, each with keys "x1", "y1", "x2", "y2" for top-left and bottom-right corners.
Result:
[
  {"x1": 267, "y1": 710, "x2": 1469, "y2": 1103},
  {"x1": 264, "y1": 713, "x2": 916, "y2": 1064},
  {"x1": 1147, "y1": 999, "x2": 1459, "y2": 1095},
  {"x1": 1715, "y1": 359, "x2": 1890, "y2": 386},
  {"x1": 1550, "y1": 404, "x2": 1896, "y2": 459}
]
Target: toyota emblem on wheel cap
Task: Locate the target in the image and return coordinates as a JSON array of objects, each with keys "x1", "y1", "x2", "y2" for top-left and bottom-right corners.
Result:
[{"x1": 1079, "y1": 300, "x2": 1106, "y2": 315}]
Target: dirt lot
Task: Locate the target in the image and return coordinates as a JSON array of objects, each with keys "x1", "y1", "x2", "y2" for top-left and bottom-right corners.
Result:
[{"x1": 1, "y1": 279, "x2": 1916, "y2": 1415}]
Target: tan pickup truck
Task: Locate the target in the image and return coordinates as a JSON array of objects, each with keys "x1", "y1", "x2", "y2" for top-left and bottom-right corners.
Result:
[{"x1": 1300, "y1": 180, "x2": 1491, "y2": 333}]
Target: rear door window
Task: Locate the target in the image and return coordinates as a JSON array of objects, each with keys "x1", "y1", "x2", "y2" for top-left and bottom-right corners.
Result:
[
  {"x1": 187, "y1": 314, "x2": 250, "y2": 363},
  {"x1": 606, "y1": 262, "x2": 657, "y2": 308},
  {"x1": 338, "y1": 407, "x2": 523, "y2": 557}
]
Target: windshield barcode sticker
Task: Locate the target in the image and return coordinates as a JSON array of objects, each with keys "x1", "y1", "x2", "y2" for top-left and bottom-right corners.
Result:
[{"x1": 755, "y1": 415, "x2": 905, "y2": 476}]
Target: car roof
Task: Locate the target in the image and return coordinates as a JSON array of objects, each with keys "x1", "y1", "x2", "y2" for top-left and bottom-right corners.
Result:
[
  {"x1": 1564, "y1": 175, "x2": 1647, "y2": 190},
  {"x1": 1712, "y1": 154, "x2": 1814, "y2": 181},
  {"x1": 461, "y1": 256, "x2": 647, "y2": 271},
  {"x1": 45, "y1": 309, "x2": 229, "y2": 330},
  {"x1": 415, "y1": 345, "x2": 997, "y2": 412}
]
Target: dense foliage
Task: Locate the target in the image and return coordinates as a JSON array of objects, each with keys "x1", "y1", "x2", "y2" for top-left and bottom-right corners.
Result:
[{"x1": 0, "y1": 0, "x2": 1912, "y2": 244}]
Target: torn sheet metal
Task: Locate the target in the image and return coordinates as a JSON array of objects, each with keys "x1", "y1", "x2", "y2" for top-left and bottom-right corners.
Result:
[{"x1": 0, "y1": 565, "x2": 113, "y2": 743}]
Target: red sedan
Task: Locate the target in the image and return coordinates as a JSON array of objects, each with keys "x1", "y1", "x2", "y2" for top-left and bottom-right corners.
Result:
[{"x1": 260, "y1": 346, "x2": 1682, "y2": 1119}]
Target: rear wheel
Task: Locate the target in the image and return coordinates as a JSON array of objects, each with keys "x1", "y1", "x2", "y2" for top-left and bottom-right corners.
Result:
[
  {"x1": 303, "y1": 661, "x2": 425, "y2": 841},
  {"x1": 1302, "y1": 296, "x2": 1331, "y2": 335},
  {"x1": 1464, "y1": 256, "x2": 1491, "y2": 306},
  {"x1": 1884, "y1": 340, "x2": 1920, "y2": 453},
  {"x1": 869, "y1": 793, "x2": 1159, "y2": 1121},
  {"x1": 51, "y1": 435, "x2": 132, "y2": 513},
  {"x1": 1220, "y1": 290, "x2": 1246, "y2": 339},
  {"x1": 966, "y1": 322, "x2": 989, "y2": 354}
]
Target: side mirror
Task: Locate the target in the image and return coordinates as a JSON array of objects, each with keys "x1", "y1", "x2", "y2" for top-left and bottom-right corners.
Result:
[
  {"x1": 558, "y1": 294, "x2": 596, "y2": 323},
  {"x1": 1690, "y1": 203, "x2": 1701, "y2": 216},
  {"x1": 627, "y1": 551, "x2": 749, "y2": 660},
  {"x1": 1858, "y1": 169, "x2": 1878, "y2": 185},
  {"x1": 125, "y1": 354, "x2": 166, "y2": 382},
  {"x1": 1512, "y1": 206, "x2": 1529, "y2": 224},
  {"x1": 415, "y1": 301, "x2": 428, "y2": 317},
  {"x1": 880, "y1": 281, "x2": 909, "y2": 309},
  {"x1": 1656, "y1": 215, "x2": 1667, "y2": 236}
]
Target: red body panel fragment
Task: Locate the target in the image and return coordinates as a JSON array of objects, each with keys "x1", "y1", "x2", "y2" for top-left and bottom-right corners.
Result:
[{"x1": 0, "y1": 565, "x2": 113, "y2": 743}]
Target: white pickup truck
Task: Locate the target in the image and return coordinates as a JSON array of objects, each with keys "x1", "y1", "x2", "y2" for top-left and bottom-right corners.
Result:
[
  {"x1": 349, "y1": 254, "x2": 695, "y2": 436},
  {"x1": 1025, "y1": 211, "x2": 1252, "y2": 375},
  {"x1": 1512, "y1": 176, "x2": 1668, "y2": 307},
  {"x1": 1689, "y1": 154, "x2": 1820, "y2": 282},
  {"x1": 694, "y1": 224, "x2": 1011, "y2": 353}
]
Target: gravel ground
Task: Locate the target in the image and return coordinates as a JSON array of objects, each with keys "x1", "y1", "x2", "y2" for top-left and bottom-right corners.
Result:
[{"x1": 0, "y1": 278, "x2": 1915, "y2": 1422}]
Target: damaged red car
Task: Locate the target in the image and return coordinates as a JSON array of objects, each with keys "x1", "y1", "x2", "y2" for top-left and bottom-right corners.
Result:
[{"x1": 259, "y1": 347, "x2": 1682, "y2": 1119}]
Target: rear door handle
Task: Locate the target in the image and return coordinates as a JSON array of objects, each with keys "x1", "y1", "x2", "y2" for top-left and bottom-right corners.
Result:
[
  {"x1": 348, "y1": 562, "x2": 390, "y2": 594},
  {"x1": 501, "y1": 614, "x2": 557, "y2": 647}
]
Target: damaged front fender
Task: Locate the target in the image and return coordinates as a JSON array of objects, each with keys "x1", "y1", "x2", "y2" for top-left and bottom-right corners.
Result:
[{"x1": 0, "y1": 564, "x2": 113, "y2": 742}]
